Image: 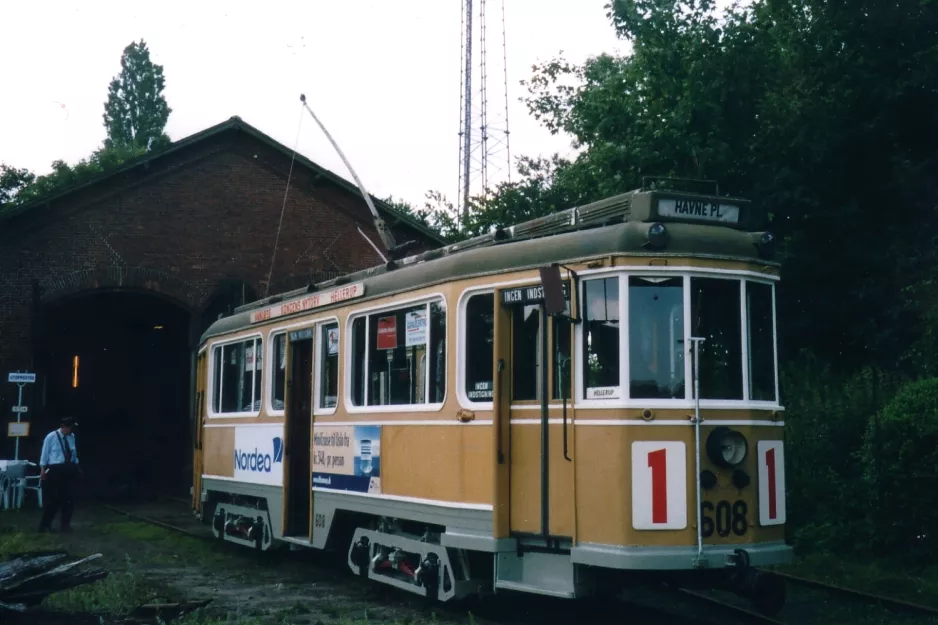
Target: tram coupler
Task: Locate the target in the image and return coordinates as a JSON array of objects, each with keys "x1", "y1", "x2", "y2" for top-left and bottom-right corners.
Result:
[{"x1": 724, "y1": 549, "x2": 786, "y2": 616}]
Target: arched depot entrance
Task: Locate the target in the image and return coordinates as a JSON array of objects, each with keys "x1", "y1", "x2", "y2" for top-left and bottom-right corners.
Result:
[{"x1": 40, "y1": 290, "x2": 193, "y2": 501}]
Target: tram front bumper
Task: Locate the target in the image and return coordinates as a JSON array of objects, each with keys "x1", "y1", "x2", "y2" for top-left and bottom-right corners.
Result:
[{"x1": 570, "y1": 540, "x2": 793, "y2": 570}]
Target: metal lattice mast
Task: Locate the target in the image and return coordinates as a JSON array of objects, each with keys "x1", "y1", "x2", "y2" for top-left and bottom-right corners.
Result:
[{"x1": 458, "y1": 0, "x2": 511, "y2": 227}]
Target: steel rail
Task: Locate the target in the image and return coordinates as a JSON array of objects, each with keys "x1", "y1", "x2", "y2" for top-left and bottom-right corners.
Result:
[
  {"x1": 765, "y1": 569, "x2": 938, "y2": 618},
  {"x1": 676, "y1": 588, "x2": 788, "y2": 625}
]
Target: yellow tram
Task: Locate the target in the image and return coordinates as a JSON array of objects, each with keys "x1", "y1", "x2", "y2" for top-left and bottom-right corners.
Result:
[{"x1": 191, "y1": 187, "x2": 791, "y2": 615}]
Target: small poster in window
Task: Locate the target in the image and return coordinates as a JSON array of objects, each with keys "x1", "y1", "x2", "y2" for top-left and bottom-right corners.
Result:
[
  {"x1": 279, "y1": 342, "x2": 286, "y2": 370},
  {"x1": 244, "y1": 347, "x2": 254, "y2": 372},
  {"x1": 327, "y1": 327, "x2": 339, "y2": 355},
  {"x1": 405, "y1": 309, "x2": 428, "y2": 346},
  {"x1": 377, "y1": 316, "x2": 397, "y2": 350}
]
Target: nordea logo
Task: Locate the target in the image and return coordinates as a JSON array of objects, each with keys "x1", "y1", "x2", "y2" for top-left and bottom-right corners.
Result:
[{"x1": 234, "y1": 437, "x2": 284, "y2": 473}]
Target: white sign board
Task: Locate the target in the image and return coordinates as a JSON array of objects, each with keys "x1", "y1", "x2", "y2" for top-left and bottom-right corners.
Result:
[
  {"x1": 658, "y1": 198, "x2": 740, "y2": 224},
  {"x1": 7, "y1": 422, "x2": 29, "y2": 437},
  {"x1": 233, "y1": 425, "x2": 285, "y2": 486},
  {"x1": 631, "y1": 441, "x2": 687, "y2": 530},
  {"x1": 8, "y1": 373, "x2": 36, "y2": 384},
  {"x1": 11, "y1": 406, "x2": 27, "y2": 413},
  {"x1": 405, "y1": 309, "x2": 428, "y2": 346}
]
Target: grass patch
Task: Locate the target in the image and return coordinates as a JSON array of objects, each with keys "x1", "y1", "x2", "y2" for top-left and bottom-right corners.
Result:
[
  {"x1": 43, "y1": 555, "x2": 160, "y2": 614},
  {"x1": 98, "y1": 519, "x2": 229, "y2": 566},
  {"x1": 775, "y1": 551, "x2": 938, "y2": 609},
  {"x1": 0, "y1": 524, "x2": 61, "y2": 557}
]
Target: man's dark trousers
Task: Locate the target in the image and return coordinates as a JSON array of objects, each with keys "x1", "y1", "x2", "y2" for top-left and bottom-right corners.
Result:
[{"x1": 39, "y1": 464, "x2": 77, "y2": 531}]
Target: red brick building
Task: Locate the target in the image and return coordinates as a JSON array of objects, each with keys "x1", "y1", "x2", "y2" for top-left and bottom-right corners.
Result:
[{"x1": 0, "y1": 116, "x2": 442, "y2": 492}]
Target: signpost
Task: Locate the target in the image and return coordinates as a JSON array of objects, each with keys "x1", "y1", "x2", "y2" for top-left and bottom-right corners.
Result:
[{"x1": 7, "y1": 371, "x2": 36, "y2": 461}]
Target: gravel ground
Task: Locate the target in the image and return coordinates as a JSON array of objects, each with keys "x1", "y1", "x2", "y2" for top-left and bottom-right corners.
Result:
[{"x1": 3, "y1": 498, "x2": 931, "y2": 625}]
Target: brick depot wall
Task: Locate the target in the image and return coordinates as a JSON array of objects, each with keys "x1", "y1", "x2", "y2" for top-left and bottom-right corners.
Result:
[{"x1": 0, "y1": 134, "x2": 437, "y2": 415}]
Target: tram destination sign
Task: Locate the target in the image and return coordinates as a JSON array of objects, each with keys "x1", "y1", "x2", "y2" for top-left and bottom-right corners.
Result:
[
  {"x1": 502, "y1": 282, "x2": 571, "y2": 306},
  {"x1": 658, "y1": 198, "x2": 740, "y2": 224},
  {"x1": 251, "y1": 282, "x2": 365, "y2": 324}
]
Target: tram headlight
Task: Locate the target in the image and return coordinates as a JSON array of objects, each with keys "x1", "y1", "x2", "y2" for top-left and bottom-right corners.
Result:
[
  {"x1": 753, "y1": 231, "x2": 776, "y2": 258},
  {"x1": 645, "y1": 222, "x2": 670, "y2": 249},
  {"x1": 706, "y1": 427, "x2": 748, "y2": 468}
]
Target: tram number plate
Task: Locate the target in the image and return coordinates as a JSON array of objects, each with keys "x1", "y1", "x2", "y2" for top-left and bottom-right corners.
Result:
[
  {"x1": 701, "y1": 500, "x2": 748, "y2": 537},
  {"x1": 314, "y1": 513, "x2": 326, "y2": 529}
]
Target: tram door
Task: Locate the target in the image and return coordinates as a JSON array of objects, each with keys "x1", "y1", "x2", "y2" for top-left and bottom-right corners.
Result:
[
  {"x1": 498, "y1": 278, "x2": 576, "y2": 542},
  {"x1": 192, "y1": 351, "x2": 207, "y2": 515},
  {"x1": 283, "y1": 329, "x2": 314, "y2": 538}
]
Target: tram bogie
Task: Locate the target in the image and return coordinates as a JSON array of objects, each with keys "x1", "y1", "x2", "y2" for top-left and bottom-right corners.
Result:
[{"x1": 192, "y1": 186, "x2": 792, "y2": 616}]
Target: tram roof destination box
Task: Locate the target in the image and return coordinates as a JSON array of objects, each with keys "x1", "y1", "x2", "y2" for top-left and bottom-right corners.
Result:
[{"x1": 629, "y1": 189, "x2": 761, "y2": 231}]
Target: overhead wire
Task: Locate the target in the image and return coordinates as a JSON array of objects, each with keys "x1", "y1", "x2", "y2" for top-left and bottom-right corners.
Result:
[{"x1": 264, "y1": 104, "x2": 305, "y2": 298}]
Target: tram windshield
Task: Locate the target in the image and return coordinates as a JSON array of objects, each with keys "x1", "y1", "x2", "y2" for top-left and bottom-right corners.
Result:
[{"x1": 581, "y1": 273, "x2": 778, "y2": 404}]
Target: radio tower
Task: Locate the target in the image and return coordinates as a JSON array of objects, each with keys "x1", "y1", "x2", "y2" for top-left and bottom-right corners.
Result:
[{"x1": 458, "y1": 0, "x2": 511, "y2": 226}]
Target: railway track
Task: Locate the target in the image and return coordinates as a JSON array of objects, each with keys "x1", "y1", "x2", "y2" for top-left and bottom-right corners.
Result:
[
  {"x1": 97, "y1": 499, "x2": 938, "y2": 625},
  {"x1": 765, "y1": 569, "x2": 938, "y2": 619}
]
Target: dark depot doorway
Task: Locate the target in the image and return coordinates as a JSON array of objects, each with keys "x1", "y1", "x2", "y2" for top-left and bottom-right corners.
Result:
[{"x1": 40, "y1": 290, "x2": 192, "y2": 502}]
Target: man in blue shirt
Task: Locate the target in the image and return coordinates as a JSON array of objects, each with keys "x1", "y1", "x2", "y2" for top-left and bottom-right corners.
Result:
[{"x1": 38, "y1": 417, "x2": 80, "y2": 533}]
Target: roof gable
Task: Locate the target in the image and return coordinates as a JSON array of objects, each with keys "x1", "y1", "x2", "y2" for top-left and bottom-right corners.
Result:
[{"x1": 0, "y1": 116, "x2": 445, "y2": 245}]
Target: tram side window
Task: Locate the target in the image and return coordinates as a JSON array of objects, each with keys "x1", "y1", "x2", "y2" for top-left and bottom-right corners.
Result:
[
  {"x1": 212, "y1": 337, "x2": 263, "y2": 414},
  {"x1": 582, "y1": 277, "x2": 621, "y2": 399},
  {"x1": 272, "y1": 333, "x2": 286, "y2": 410},
  {"x1": 350, "y1": 299, "x2": 447, "y2": 407},
  {"x1": 465, "y1": 293, "x2": 495, "y2": 402},
  {"x1": 429, "y1": 301, "x2": 447, "y2": 403},
  {"x1": 747, "y1": 281, "x2": 776, "y2": 401},
  {"x1": 629, "y1": 276, "x2": 685, "y2": 399},
  {"x1": 691, "y1": 277, "x2": 743, "y2": 400},
  {"x1": 351, "y1": 318, "x2": 366, "y2": 406},
  {"x1": 512, "y1": 304, "x2": 540, "y2": 400},
  {"x1": 552, "y1": 295, "x2": 572, "y2": 401},
  {"x1": 319, "y1": 323, "x2": 339, "y2": 409}
]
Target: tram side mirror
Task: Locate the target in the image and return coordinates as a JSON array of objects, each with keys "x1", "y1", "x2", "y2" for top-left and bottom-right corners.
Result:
[{"x1": 539, "y1": 264, "x2": 567, "y2": 316}]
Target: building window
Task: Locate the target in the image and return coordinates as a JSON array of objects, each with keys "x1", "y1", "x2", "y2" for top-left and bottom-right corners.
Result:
[
  {"x1": 319, "y1": 323, "x2": 339, "y2": 410},
  {"x1": 349, "y1": 299, "x2": 447, "y2": 407},
  {"x1": 691, "y1": 277, "x2": 743, "y2": 400},
  {"x1": 629, "y1": 276, "x2": 685, "y2": 399},
  {"x1": 747, "y1": 281, "x2": 776, "y2": 401},
  {"x1": 212, "y1": 337, "x2": 263, "y2": 414},
  {"x1": 464, "y1": 293, "x2": 495, "y2": 402},
  {"x1": 272, "y1": 333, "x2": 286, "y2": 411},
  {"x1": 582, "y1": 277, "x2": 620, "y2": 399}
]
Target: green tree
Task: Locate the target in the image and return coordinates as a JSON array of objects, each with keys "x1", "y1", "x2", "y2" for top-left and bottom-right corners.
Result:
[
  {"x1": 0, "y1": 164, "x2": 35, "y2": 205},
  {"x1": 486, "y1": 0, "x2": 938, "y2": 373},
  {"x1": 102, "y1": 39, "x2": 172, "y2": 152}
]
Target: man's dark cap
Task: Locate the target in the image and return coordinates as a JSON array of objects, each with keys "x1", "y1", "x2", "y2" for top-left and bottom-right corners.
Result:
[{"x1": 60, "y1": 417, "x2": 78, "y2": 427}]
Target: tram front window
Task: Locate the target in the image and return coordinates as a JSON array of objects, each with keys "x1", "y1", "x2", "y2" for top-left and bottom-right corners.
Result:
[
  {"x1": 691, "y1": 277, "x2": 744, "y2": 400},
  {"x1": 583, "y1": 277, "x2": 620, "y2": 398},
  {"x1": 747, "y1": 281, "x2": 777, "y2": 402},
  {"x1": 629, "y1": 276, "x2": 685, "y2": 399}
]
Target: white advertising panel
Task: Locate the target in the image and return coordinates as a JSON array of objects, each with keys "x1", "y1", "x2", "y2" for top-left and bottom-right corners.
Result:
[{"x1": 233, "y1": 425, "x2": 285, "y2": 486}]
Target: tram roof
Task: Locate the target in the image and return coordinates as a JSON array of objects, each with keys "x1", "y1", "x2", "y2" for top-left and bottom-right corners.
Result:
[{"x1": 201, "y1": 188, "x2": 777, "y2": 343}]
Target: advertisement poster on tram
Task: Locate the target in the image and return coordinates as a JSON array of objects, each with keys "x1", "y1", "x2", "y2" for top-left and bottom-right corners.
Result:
[{"x1": 312, "y1": 425, "x2": 381, "y2": 494}]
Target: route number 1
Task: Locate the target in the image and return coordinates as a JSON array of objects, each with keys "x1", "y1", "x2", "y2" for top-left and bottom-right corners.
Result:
[
  {"x1": 632, "y1": 441, "x2": 687, "y2": 530},
  {"x1": 758, "y1": 440, "x2": 786, "y2": 526}
]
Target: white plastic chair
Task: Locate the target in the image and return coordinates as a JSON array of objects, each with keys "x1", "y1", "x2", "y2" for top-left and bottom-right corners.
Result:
[
  {"x1": 2, "y1": 462, "x2": 26, "y2": 509},
  {"x1": 19, "y1": 462, "x2": 42, "y2": 508},
  {"x1": 0, "y1": 474, "x2": 12, "y2": 509}
]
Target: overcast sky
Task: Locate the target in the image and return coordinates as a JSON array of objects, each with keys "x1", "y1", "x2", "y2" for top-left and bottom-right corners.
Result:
[{"x1": 0, "y1": 1, "x2": 627, "y2": 209}]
